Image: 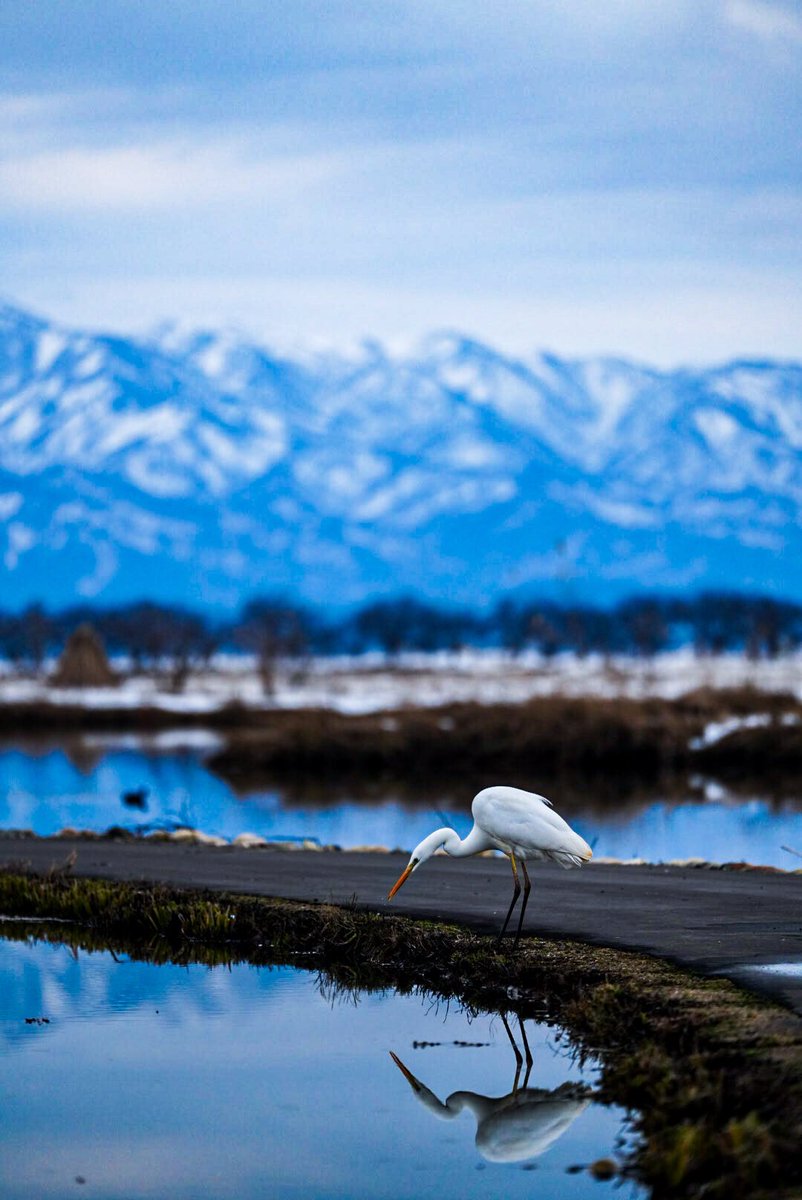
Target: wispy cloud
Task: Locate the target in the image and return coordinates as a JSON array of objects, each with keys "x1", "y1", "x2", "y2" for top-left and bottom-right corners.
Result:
[
  {"x1": 0, "y1": 2, "x2": 799, "y2": 362},
  {"x1": 0, "y1": 136, "x2": 340, "y2": 212},
  {"x1": 725, "y1": 0, "x2": 802, "y2": 42}
]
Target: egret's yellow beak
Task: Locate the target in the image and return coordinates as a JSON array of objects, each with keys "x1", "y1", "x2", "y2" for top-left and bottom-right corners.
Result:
[
  {"x1": 389, "y1": 1051, "x2": 421, "y2": 1090},
  {"x1": 387, "y1": 863, "x2": 414, "y2": 899}
]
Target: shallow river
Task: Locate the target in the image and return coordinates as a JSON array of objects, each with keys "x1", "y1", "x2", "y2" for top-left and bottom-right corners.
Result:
[
  {"x1": 2, "y1": 735, "x2": 801, "y2": 867},
  {"x1": 0, "y1": 936, "x2": 641, "y2": 1199}
]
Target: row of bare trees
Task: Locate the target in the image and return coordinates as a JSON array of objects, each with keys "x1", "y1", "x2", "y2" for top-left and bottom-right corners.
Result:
[{"x1": 2, "y1": 592, "x2": 802, "y2": 679}]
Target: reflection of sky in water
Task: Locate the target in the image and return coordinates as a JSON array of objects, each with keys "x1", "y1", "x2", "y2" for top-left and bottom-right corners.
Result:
[
  {"x1": 749, "y1": 962, "x2": 802, "y2": 977},
  {"x1": 594, "y1": 798, "x2": 802, "y2": 867},
  {"x1": 0, "y1": 938, "x2": 640, "y2": 1200},
  {"x1": 0, "y1": 742, "x2": 801, "y2": 866}
]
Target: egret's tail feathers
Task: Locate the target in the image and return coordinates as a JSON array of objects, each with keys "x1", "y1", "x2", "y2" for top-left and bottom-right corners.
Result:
[
  {"x1": 552, "y1": 852, "x2": 584, "y2": 868},
  {"x1": 550, "y1": 841, "x2": 593, "y2": 869}
]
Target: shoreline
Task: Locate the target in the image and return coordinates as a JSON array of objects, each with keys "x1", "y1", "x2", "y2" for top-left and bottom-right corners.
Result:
[
  {"x1": 8, "y1": 824, "x2": 802, "y2": 875},
  {"x1": 2, "y1": 833, "x2": 801, "y2": 1015}
]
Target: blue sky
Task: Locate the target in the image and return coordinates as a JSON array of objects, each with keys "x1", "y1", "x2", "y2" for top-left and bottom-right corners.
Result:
[{"x1": 1, "y1": 0, "x2": 800, "y2": 364}]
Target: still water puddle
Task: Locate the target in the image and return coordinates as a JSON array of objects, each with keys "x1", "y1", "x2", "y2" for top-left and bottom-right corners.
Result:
[{"x1": 0, "y1": 937, "x2": 642, "y2": 1199}]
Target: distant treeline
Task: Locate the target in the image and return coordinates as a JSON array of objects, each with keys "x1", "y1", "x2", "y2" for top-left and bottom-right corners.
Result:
[{"x1": 1, "y1": 592, "x2": 801, "y2": 676}]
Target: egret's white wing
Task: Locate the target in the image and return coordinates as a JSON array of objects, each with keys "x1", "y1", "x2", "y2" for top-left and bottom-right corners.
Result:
[
  {"x1": 477, "y1": 1093, "x2": 591, "y2": 1163},
  {"x1": 472, "y1": 786, "x2": 592, "y2": 866}
]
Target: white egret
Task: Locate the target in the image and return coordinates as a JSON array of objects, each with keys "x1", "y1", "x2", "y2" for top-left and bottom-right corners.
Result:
[{"x1": 387, "y1": 785, "x2": 592, "y2": 946}]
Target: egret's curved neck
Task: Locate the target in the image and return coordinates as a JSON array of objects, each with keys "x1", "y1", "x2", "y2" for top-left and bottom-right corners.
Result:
[
  {"x1": 415, "y1": 824, "x2": 492, "y2": 862},
  {"x1": 446, "y1": 1091, "x2": 496, "y2": 1121},
  {"x1": 397, "y1": 1074, "x2": 491, "y2": 1123},
  {"x1": 414, "y1": 1089, "x2": 493, "y2": 1122}
]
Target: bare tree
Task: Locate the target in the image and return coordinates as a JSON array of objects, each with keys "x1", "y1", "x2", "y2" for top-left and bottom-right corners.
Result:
[{"x1": 235, "y1": 599, "x2": 311, "y2": 695}]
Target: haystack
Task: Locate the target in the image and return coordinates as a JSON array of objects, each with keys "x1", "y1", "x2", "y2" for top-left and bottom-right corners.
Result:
[{"x1": 50, "y1": 624, "x2": 118, "y2": 688}]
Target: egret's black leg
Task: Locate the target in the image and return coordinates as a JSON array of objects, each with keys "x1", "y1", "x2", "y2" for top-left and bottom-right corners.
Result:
[
  {"x1": 518, "y1": 1015, "x2": 534, "y2": 1088},
  {"x1": 496, "y1": 852, "x2": 521, "y2": 945},
  {"x1": 512, "y1": 859, "x2": 532, "y2": 949},
  {"x1": 501, "y1": 1010, "x2": 523, "y2": 1093}
]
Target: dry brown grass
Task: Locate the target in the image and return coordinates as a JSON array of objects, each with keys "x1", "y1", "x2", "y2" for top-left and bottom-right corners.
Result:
[
  {"x1": 208, "y1": 687, "x2": 802, "y2": 789},
  {"x1": 4, "y1": 685, "x2": 802, "y2": 796}
]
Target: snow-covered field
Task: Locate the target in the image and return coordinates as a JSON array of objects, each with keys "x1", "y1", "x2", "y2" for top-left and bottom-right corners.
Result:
[{"x1": 2, "y1": 648, "x2": 802, "y2": 716}]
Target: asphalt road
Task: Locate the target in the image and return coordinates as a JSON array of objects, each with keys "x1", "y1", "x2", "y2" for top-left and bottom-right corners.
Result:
[{"x1": 2, "y1": 835, "x2": 801, "y2": 1014}]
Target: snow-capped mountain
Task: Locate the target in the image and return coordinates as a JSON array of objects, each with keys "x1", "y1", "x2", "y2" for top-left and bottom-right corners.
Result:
[{"x1": 1, "y1": 302, "x2": 800, "y2": 611}]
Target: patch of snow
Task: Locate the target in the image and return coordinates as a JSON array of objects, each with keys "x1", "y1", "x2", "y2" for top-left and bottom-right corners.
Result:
[
  {"x1": 74, "y1": 348, "x2": 105, "y2": 377},
  {"x1": 35, "y1": 329, "x2": 67, "y2": 373},
  {"x1": 81, "y1": 729, "x2": 224, "y2": 752},
  {"x1": 579, "y1": 359, "x2": 642, "y2": 433},
  {"x1": 438, "y1": 362, "x2": 491, "y2": 402},
  {"x1": 689, "y1": 711, "x2": 801, "y2": 751},
  {"x1": 395, "y1": 476, "x2": 516, "y2": 530},
  {"x1": 149, "y1": 729, "x2": 225, "y2": 751},
  {"x1": 713, "y1": 368, "x2": 802, "y2": 448},
  {"x1": 8, "y1": 408, "x2": 41, "y2": 443},
  {"x1": 739, "y1": 527, "x2": 785, "y2": 552},
  {"x1": 4, "y1": 648, "x2": 802, "y2": 716},
  {"x1": 58, "y1": 377, "x2": 112, "y2": 410},
  {"x1": 80, "y1": 733, "x2": 150, "y2": 750},
  {"x1": 195, "y1": 338, "x2": 230, "y2": 378},
  {"x1": 124, "y1": 452, "x2": 193, "y2": 498},
  {"x1": 440, "y1": 435, "x2": 506, "y2": 470},
  {"x1": 98, "y1": 406, "x2": 188, "y2": 455},
  {"x1": 4, "y1": 521, "x2": 36, "y2": 569},
  {"x1": 0, "y1": 491, "x2": 22, "y2": 521},
  {"x1": 196, "y1": 420, "x2": 285, "y2": 476},
  {"x1": 552, "y1": 483, "x2": 660, "y2": 530},
  {"x1": 689, "y1": 776, "x2": 733, "y2": 804},
  {"x1": 328, "y1": 461, "x2": 384, "y2": 500},
  {"x1": 353, "y1": 468, "x2": 428, "y2": 522},
  {"x1": 713, "y1": 369, "x2": 776, "y2": 412},
  {"x1": 694, "y1": 408, "x2": 740, "y2": 449},
  {"x1": 53, "y1": 499, "x2": 195, "y2": 557},
  {"x1": 77, "y1": 538, "x2": 118, "y2": 597}
]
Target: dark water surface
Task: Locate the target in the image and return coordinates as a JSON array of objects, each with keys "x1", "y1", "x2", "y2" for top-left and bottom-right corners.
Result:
[
  {"x1": 0, "y1": 937, "x2": 641, "y2": 1199},
  {"x1": 2, "y1": 735, "x2": 801, "y2": 867}
]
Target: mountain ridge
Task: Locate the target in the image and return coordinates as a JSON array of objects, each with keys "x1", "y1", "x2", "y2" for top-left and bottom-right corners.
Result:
[{"x1": 0, "y1": 302, "x2": 799, "y2": 611}]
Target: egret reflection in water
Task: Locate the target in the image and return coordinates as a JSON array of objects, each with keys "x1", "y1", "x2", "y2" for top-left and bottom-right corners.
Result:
[{"x1": 391, "y1": 1014, "x2": 591, "y2": 1165}]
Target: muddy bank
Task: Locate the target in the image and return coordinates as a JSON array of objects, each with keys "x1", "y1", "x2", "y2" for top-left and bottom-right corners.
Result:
[
  {"x1": 0, "y1": 698, "x2": 253, "y2": 733},
  {"x1": 1, "y1": 870, "x2": 802, "y2": 1200}
]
